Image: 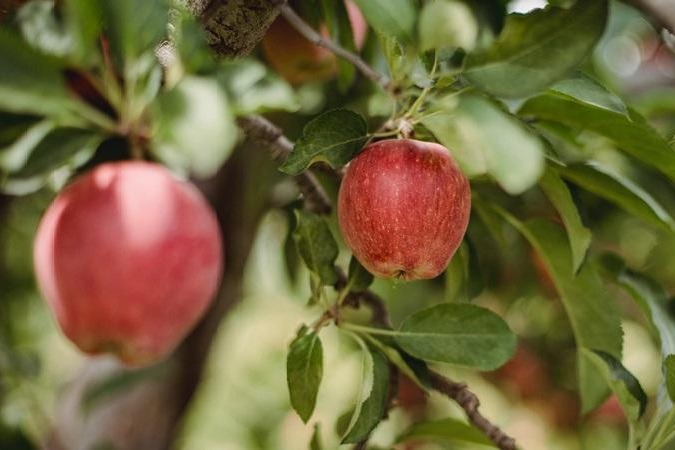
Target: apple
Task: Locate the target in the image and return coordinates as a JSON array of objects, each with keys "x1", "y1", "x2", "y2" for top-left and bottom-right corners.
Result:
[
  {"x1": 33, "y1": 162, "x2": 223, "y2": 366},
  {"x1": 338, "y1": 139, "x2": 471, "y2": 280},
  {"x1": 261, "y1": 0, "x2": 367, "y2": 84}
]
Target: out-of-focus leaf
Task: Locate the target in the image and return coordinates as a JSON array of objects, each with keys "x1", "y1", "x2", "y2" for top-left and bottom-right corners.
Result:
[
  {"x1": 153, "y1": 76, "x2": 237, "y2": 178},
  {"x1": 287, "y1": 328, "x2": 324, "y2": 423},
  {"x1": 321, "y1": 0, "x2": 357, "y2": 91},
  {"x1": 348, "y1": 256, "x2": 373, "y2": 293},
  {"x1": 280, "y1": 109, "x2": 367, "y2": 175},
  {"x1": 551, "y1": 73, "x2": 627, "y2": 116},
  {"x1": 341, "y1": 345, "x2": 389, "y2": 443},
  {"x1": 396, "y1": 417, "x2": 494, "y2": 446},
  {"x1": 418, "y1": 0, "x2": 478, "y2": 52},
  {"x1": 553, "y1": 161, "x2": 675, "y2": 233},
  {"x1": 292, "y1": 210, "x2": 338, "y2": 285},
  {"x1": 18, "y1": 1, "x2": 73, "y2": 57},
  {"x1": 309, "y1": 423, "x2": 323, "y2": 450},
  {"x1": 584, "y1": 349, "x2": 647, "y2": 422},
  {"x1": 464, "y1": 1, "x2": 607, "y2": 98},
  {"x1": 394, "y1": 303, "x2": 516, "y2": 370},
  {"x1": 351, "y1": 0, "x2": 415, "y2": 43},
  {"x1": 665, "y1": 355, "x2": 675, "y2": 403},
  {"x1": 539, "y1": 166, "x2": 591, "y2": 272},
  {"x1": 0, "y1": 120, "x2": 55, "y2": 172},
  {"x1": 445, "y1": 241, "x2": 483, "y2": 302},
  {"x1": 423, "y1": 95, "x2": 544, "y2": 194},
  {"x1": 520, "y1": 93, "x2": 675, "y2": 183}
]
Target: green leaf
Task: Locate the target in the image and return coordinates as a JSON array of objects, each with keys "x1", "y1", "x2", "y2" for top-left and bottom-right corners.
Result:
[
  {"x1": 583, "y1": 350, "x2": 647, "y2": 422},
  {"x1": 292, "y1": 210, "x2": 339, "y2": 285},
  {"x1": 539, "y1": 166, "x2": 591, "y2": 272},
  {"x1": 550, "y1": 73, "x2": 627, "y2": 116},
  {"x1": 348, "y1": 256, "x2": 374, "y2": 292},
  {"x1": 287, "y1": 329, "x2": 324, "y2": 423},
  {"x1": 321, "y1": 0, "x2": 357, "y2": 91},
  {"x1": 342, "y1": 345, "x2": 390, "y2": 443},
  {"x1": 464, "y1": 1, "x2": 607, "y2": 98},
  {"x1": 309, "y1": 423, "x2": 323, "y2": 450},
  {"x1": 665, "y1": 355, "x2": 675, "y2": 403},
  {"x1": 100, "y1": 0, "x2": 168, "y2": 63},
  {"x1": 486, "y1": 211, "x2": 623, "y2": 412},
  {"x1": 153, "y1": 76, "x2": 237, "y2": 178},
  {"x1": 217, "y1": 59, "x2": 298, "y2": 114},
  {"x1": 444, "y1": 241, "x2": 484, "y2": 302},
  {"x1": 394, "y1": 303, "x2": 516, "y2": 370},
  {"x1": 0, "y1": 120, "x2": 55, "y2": 172},
  {"x1": 0, "y1": 29, "x2": 73, "y2": 117},
  {"x1": 351, "y1": 0, "x2": 416, "y2": 43},
  {"x1": 418, "y1": 0, "x2": 478, "y2": 52},
  {"x1": 11, "y1": 128, "x2": 102, "y2": 178},
  {"x1": 280, "y1": 109, "x2": 367, "y2": 175},
  {"x1": 553, "y1": 161, "x2": 675, "y2": 233},
  {"x1": 18, "y1": 1, "x2": 73, "y2": 57},
  {"x1": 520, "y1": 93, "x2": 675, "y2": 183},
  {"x1": 396, "y1": 417, "x2": 494, "y2": 446},
  {"x1": 64, "y1": 0, "x2": 102, "y2": 63},
  {"x1": 423, "y1": 95, "x2": 544, "y2": 194}
]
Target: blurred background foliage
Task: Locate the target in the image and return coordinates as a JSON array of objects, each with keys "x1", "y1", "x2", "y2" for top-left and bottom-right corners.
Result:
[{"x1": 1, "y1": 0, "x2": 675, "y2": 449}]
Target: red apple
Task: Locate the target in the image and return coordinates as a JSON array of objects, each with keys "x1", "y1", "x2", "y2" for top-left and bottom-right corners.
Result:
[
  {"x1": 338, "y1": 139, "x2": 471, "y2": 280},
  {"x1": 261, "y1": 0, "x2": 367, "y2": 84},
  {"x1": 33, "y1": 162, "x2": 223, "y2": 366}
]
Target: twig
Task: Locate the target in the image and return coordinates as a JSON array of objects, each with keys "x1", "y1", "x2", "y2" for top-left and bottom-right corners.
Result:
[
  {"x1": 236, "y1": 116, "x2": 332, "y2": 214},
  {"x1": 278, "y1": 3, "x2": 394, "y2": 92}
]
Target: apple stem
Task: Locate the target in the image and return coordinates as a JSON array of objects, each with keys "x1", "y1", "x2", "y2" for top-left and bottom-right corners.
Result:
[{"x1": 278, "y1": 3, "x2": 395, "y2": 93}]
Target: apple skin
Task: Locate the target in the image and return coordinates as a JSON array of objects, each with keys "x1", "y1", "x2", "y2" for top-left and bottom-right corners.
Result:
[
  {"x1": 261, "y1": 1, "x2": 367, "y2": 84},
  {"x1": 338, "y1": 139, "x2": 471, "y2": 281},
  {"x1": 33, "y1": 162, "x2": 223, "y2": 366}
]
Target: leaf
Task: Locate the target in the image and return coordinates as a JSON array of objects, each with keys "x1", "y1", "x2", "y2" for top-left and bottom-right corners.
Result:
[
  {"x1": 553, "y1": 161, "x2": 675, "y2": 233},
  {"x1": 292, "y1": 210, "x2": 339, "y2": 285},
  {"x1": 280, "y1": 109, "x2": 367, "y2": 175},
  {"x1": 287, "y1": 329, "x2": 324, "y2": 423},
  {"x1": 342, "y1": 345, "x2": 390, "y2": 443},
  {"x1": 0, "y1": 29, "x2": 73, "y2": 117},
  {"x1": 18, "y1": 1, "x2": 73, "y2": 57},
  {"x1": 423, "y1": 95, "x2": 544, "y2": 194},
  {"x1": 217, "y1": 59, "x2": 298, "y2": 114},
  {"x1": 583, "y1": 350, "x2": 647, "y2": 422},
  {"x1": 348, "y1": 256, "x2": 374, "y2": 292},
  {"x1": 351, "y1": 0, "x2": 416, "y2": 43},
  {"x1": 0, "y1": 120, "x2": 55, "y2": 172},
  {"x1": 418, "y1": 0, "x2": 478, "y2": 52},
  {"x1": 153, "y1": 76, "x2": 237, "y2": 178},
  {"x1": 309, "y1": 423, "x2": 323, "y2": 450},
  {"x1": 394, "y1": 303, "x2": 516, "y2": 370},
  {"x1": 539, "y1": 166, "x2": 591, "y2": 272},
  {"x1": 665, "y1": 355, "x2": 675, "y2": 403},
  {"x1": 464, "y1": 1, "x2": 607, "y2": 98},
  {"x1": 550, "y1": 73, "x2": 627, "y2": 116},
  {"x1": 520, "y1": 93, "x2": 675, "y2": 183},
  {"x1": 444, "y1": 241, "x2": 484, "y2": 302},
  {"x1": 99, "y1": 0, "x2": 168, "y2": 63},
  {"x1": 64, "y1": 0, "x2": 102, "y2": 64},
  {"x1": 321, "y1": 0, "x2": 357, "y2": 91},
  {"x1": 487, "y1": 211, "x2": 623, "y2": 412},
  {"x1": 396, "y1": 417, "x2": 494, "y2": 446}
]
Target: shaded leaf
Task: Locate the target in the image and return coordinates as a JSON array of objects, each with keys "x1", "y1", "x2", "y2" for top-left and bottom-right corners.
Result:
[
  {"x1": 396, "y1": 417, "x2": 494, "y2": 446},
  {"x1": 520, "y1": 93, "x2": 675, "y2": 183},
  {"x1": 464, "y1": 1, "x2": 607, "y2": 98},
  {"x1": 419, "y1": 0, "x2": 478, "y2": 52},
  {"x1": 584, "y1": 349, "x2": 647, "y2": 422},
  {"x1": 423, "y1": 95, "x2": 544, "y2": 194},
  {"x1": 342, "y1": 345, "x2": 389, "y2": 443},
  {"x1": 153, "y1": 76, "x2": 237, "y2": 178},
  {"x1": 539, "y1": 166, "x2": 591, "y2": 272},
  {"x1": 666, "y1": 355, "x2": 675, "y2": 403},
  {"x1": 550, "y1": 73, "x2": 627, "y2": 116},
  {"x1": 351, "y1": 0, "x2": 415, "y2": 43},
  {"x1": 348, "y1": 256, "x2": 374, "y2": 292},
  {"x1": 445, "y1": 241, "x2": 484, "y2": 302},
  {"x1": 394, "y1": 303, "x2": 516, "y2": 370},
  {"x1": 293, "y1": 210, "x2": 338, "y2": 285},
  {"x1": 553, "y1": 161, "x2": 675, "y2": 233},
  {"x1": 280, "y1": 109, "x2": 367, "y2": 175},
  {"x1": 309, "y1": 423, "x2": 323, "y2": 450},
  {"x1": 321, "y1": 0, "x2": 357, "y2": 91},
  {"x1": 287, "y1": 329, "x2": 324, "y2": 423}
]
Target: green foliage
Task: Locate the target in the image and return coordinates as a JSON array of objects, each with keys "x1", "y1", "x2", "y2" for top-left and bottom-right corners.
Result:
[
  {"x1": 347, "y1": 257, "x2": 374, "y2": 293},
  {"x1": 396, "y1": 417, "x2": 494, "y2": 446},
  {"x1": 280, "y1": 109, "x2": 368, "y2": 175},
  {"x1": 666, "y1": 355, "x2": 675, "y2": 403},
  {"x1": 418, "y1": 0, "x2": 478, "y2": 52},
  {"x1": 464, "y1": 1, "x2": 607, "y2": 98},
  {"x1": 287, "y1": 327, "x2": 324, "y2": 423},
  {"x1": 292, "y1": 210, "x2": 339, "y2": 286},
  {"x1": 351, "y1": 0, "x2": 416, "y2": 43}
]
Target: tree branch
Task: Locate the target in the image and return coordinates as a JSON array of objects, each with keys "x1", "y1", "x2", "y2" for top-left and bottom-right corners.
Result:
[
  {"x1": 238, "y1": 116, "x2": 517, "y2": 449},
  {"x1": 278, "y1": 3, "x2": 394, "y2": 92},
  {"x1": 236, "y1": 115, "x2": 332, "y2": 215}
]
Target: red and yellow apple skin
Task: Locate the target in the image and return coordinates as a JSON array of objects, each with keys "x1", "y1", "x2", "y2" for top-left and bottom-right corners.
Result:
[
  {"x1": 338, "y1": 139, "x2": 471, "y2": 281},
  {"x1": 261, "y1": 1, "x2": 367, "y2": 84},
  {"x1": 33, "y1": 162, "x2": 223, "y2": 366}
]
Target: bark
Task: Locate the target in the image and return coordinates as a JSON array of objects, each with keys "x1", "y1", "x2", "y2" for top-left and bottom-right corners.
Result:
[{"x1": 44, "y1": 140, "x2": 279, "y2": 450}]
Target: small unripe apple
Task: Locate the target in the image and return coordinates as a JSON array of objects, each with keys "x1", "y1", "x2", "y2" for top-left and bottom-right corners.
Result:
[
  {"x1": 261, "y1": 1, "x2": 367, "y2": 84},
  {"x1": 338, "y1": 139, "x2": 471, "y2": 280},
  {"x1": 34, "y1": 162, "x2": 223, "y2": 366}
]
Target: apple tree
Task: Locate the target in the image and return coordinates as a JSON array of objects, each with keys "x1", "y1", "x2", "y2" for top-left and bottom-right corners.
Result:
[{"x1": 0, "y1": 0, "x2": 675, "y2": 449}]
